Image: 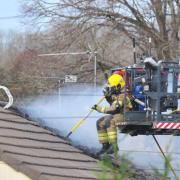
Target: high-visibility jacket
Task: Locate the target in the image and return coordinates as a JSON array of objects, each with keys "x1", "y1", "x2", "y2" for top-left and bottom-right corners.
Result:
[{"x1": 96, "y1": 93, "x2": 132, "y2": 114}]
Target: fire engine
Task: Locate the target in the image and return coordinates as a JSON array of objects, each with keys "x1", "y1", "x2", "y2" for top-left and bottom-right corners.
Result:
[{"x1": 112, "y1": 57, "x2": 180, "y2": 136}]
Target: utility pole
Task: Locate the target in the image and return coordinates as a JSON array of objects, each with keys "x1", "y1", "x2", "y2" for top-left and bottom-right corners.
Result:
[
  {"x1": 149, "y1": 37, "x2": 152, "y2": 56},
  {"x1": 57, "y1": 79, "x2": 65, "y2": 108},
  {"x1": 178, "y1": 61, "x2": 180, "y2": 109},
  {"x1": 94, "y1": 52, "x2": 97, "y2": 88},
  {"x1": 133, "y1": 38, "x2": 136, "y2": 64},
  {"x1": 58, "y1": 80, "x2": 61, "y2": 106}
]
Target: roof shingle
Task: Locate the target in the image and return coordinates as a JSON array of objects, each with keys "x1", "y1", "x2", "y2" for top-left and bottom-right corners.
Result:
[{"x1": 0, "y1": 107, "x2": 99, "y2": 180}]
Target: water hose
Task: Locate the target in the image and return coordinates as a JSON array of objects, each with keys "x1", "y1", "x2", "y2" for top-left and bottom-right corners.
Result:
[{"x1": 66, "y1": 96, "x2": 105, "y2": 139}]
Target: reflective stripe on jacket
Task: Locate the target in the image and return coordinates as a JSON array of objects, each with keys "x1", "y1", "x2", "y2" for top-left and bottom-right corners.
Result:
[{"x1": 96, "y1": 94, "x2": 132, "y2": 114}]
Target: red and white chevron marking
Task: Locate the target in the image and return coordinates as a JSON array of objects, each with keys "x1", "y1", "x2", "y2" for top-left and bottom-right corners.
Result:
[{"x1": 153, "y1": 122, "x2": 180, "y2": 129}]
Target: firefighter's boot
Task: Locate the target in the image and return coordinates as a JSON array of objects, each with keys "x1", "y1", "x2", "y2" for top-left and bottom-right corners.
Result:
[
  {"x1": 106, "y1": 143, "x2": 119, "y2": 155},
  {"x1": 96, "y1": 143, "x2": 110, "y2": 156}
]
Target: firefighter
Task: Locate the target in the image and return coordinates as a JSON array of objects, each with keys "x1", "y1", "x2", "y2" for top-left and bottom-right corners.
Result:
[{"x1": 92, "y1": 74, "x2": 132, "y2": 155}]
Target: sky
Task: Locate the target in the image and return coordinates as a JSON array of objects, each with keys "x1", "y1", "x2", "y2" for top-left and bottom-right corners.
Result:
[{"x1": 0, "y1": 0, "x2": 22, "y2": 31}]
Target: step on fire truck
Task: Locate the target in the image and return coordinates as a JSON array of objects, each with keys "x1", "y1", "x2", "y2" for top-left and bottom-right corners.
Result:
[{"x1": 112, "y1": 57, "x2": 180, "y2": 136}]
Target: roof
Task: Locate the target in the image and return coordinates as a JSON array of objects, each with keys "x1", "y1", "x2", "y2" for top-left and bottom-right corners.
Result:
[{"x1": 0, "y1": 107, "x2": 99, "y2": 180}]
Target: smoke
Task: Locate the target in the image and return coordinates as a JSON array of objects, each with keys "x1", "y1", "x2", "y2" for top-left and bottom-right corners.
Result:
[
  {"x1": 23, "y1": 83, "x2": 180, "y2": 177},
  {"x1": 24, "y1": 84, "x2": 106, "y2": 150}
]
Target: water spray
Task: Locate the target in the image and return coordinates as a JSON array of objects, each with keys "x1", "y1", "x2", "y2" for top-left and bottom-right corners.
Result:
[{"x1": 65, "y1": 96, "x2": 105, "y2": 139}]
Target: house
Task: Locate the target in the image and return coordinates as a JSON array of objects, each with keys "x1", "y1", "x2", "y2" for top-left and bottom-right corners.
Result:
[{"x1": 0, "y1": 107, "x2": 99, "y2": 180}]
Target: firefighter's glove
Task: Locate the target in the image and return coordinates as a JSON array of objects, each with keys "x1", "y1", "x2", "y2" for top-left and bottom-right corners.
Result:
[
  {"x1": 92, "y1": 104, "x2": 98, "y2": 111},
  {"x1": 92, "y1": 105, "x2": 104, "y2": 113}
]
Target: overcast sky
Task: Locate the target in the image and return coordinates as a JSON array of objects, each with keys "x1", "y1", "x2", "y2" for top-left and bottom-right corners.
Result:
[{"x1": 0, "y1": 0, "x2": 22, "y2": 31}]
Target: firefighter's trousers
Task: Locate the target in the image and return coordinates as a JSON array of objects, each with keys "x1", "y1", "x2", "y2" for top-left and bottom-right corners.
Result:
[{"x1": 96, "y1": 114, "x2": 124, "y2": 144}]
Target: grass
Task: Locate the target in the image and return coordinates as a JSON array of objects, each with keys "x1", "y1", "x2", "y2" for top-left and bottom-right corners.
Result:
[{"x1": 95, "y1": 154, "x2": 131, "y2": 180}]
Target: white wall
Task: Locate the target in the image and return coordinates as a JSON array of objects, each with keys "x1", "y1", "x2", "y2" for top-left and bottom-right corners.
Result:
[{"x1": 0, "y1": 161, "x2": 31, "y2": 180}]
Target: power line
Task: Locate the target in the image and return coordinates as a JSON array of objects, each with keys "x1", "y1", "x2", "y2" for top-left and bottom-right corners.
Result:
[
  {"x1": 11, "y1": 94, "x2": 103, "y2": 97},
  {"x1": 38, "y1": 51, "x2": 90, "y2": 56},
  {"x1": 24, "y1": 116, "x2": 103, "y2": 119},
  {"x1": 37, "y1": 93, "x2": 102, "y2": 96},
  {"x1": 0, "y1": 15, "x2": 23, "y2": 20},
  {"x1": 1, "y1": 79, "x2": 97, "y2": 83}
]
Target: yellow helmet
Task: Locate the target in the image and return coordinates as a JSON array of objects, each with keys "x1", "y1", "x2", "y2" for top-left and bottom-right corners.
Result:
[{"x1": 108, "y1": 74, "x2": 125, "y2": 88}]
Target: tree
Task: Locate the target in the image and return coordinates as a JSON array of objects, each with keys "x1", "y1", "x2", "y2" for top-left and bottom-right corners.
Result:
[{"x1": 21, "y1": 0, "x2": 180, "y2": 60}]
